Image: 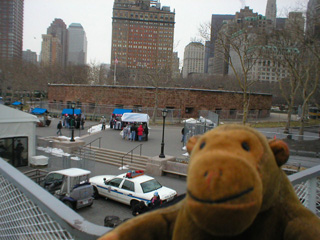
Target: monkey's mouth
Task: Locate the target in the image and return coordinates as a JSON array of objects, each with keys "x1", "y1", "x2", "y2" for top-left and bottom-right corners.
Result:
[{"x1": 187, "y1": 187, "x2": 254, "y2": 204}]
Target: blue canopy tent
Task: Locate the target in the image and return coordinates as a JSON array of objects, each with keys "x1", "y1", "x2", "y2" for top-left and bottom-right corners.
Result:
[
  {"x1": 31, "y1": 108, "x2": 48, "y2": 115},
  {"x1": 112, "y1": 108, "x2": 133, "y2": 115},
  {"x1": 62, "y1": 108, "x2": 82, "y2": 115},
  {"x1": 12, "y1": 101, "x2": 23, "y2": 106}
]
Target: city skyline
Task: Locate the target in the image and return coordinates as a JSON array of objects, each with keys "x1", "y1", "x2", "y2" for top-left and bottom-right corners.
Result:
[{"x1": 24, "y1": 0, "x2": 309, "y2": 65}]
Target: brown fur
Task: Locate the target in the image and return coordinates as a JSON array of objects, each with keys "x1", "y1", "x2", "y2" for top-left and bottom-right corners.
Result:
[{"x1": 99, "y1": 124, "x2": 320, "y2": 240}]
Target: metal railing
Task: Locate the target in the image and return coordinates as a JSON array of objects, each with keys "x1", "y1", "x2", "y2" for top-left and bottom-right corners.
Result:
[
  {"x1": 0, "y1": 158, "x2": 110, "y2": 239},
  {"x1": 83, "y1": 137, "x2": 102, "y2": 150},
  {"x1": 121, "y1": 144, "x2": 143, "y2": 168},
  {"x1": 288, "y1": 165, "x2": 320, "y2": 216}
]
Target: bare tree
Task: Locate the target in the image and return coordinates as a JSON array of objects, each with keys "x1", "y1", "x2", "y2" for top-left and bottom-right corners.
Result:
[
  {"x1": 137, "y1": 66, "x2": 172, "y2": 123},
  {"x1": 215, "y1": 20, "x2": 268, "y2": 124}
]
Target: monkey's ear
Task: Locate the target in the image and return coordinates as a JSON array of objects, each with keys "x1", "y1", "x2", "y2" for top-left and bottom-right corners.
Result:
[
  {"x1": 186, "y1": 135, "x2": 201, "y2": 154},
  {"x1": 269, "y1": 139, "x2": 289, "y2": 167}
]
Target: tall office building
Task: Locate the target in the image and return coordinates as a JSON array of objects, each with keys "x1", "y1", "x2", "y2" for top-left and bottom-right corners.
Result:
[
  {"x1": 22, "y1": 49, "x2": 37, "y2": 63},
  {"x1": 265, "y1": 0, "x2": 277, "y2": 28},
  {"x1": 67, "y1": 23, "x2": 87, "y2": 66},
  {"x1": 40, "y1": 34, "x2": 62, "y2": 66},
  {"x1": 307, "y1": 0, "x2": 320, "y2": 38},
  {"x1": 182, "y1": 42, "x2": 205, "y2": 78},
  {"x1": 47, "y1": 19, "x2": 68, "y2": 67},
  {"x1": 206, "y1": 14, "x2": 235, "y2": 74},
  {"x1": 172, "y1": 52, "x2": 180, "y2": 79},
  {"x1": 111, "y1": 0, "x2": 175, "y2": 77},
  {"x1": 0, "y1": 0, "x2": 24, "y2": 60}
]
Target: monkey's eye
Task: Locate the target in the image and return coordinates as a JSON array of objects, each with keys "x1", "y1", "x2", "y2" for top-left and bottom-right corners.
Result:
[
  {"x1": 242, "y1": 142, "x2": 250, "y2": 151},
  {"x1": 200, "y1": 142, "x2": 206, "y2": 150}
]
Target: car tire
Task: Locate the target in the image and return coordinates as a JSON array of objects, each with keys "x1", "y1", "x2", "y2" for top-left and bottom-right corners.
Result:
[
  {"x1": 64, "y1": 200, "x2": 75, "y2": 210},
  {"x1": 93, "y1": 186, "x2": 100, "y2": 199},
  {"x1": 130, "y1": 200, "x2": 139, "y2": 210}
]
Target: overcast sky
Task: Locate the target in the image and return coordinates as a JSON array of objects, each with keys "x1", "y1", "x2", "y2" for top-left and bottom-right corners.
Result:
[{"x1": 23, "y1": 0, "x2": 309, "y2": 65}]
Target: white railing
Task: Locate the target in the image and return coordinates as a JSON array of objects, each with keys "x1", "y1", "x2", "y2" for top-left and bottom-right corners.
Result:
[
  {"x1": 0, "y1": 158, "x2": 110, "y2": 240},
  {"x1": 288, "y1": 165, "x2": 320, "y2": 216}
]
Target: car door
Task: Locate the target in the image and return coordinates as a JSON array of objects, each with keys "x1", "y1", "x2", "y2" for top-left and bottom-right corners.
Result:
[
  {"x1": 118, "y1": 179, "x2": 135, "y2": 205},
  {"x1": 104, "y1": 177, "x2": 124, "y2": 201}
]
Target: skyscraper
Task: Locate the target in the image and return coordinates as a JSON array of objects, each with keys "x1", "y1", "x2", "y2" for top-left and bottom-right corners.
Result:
[
  {"x1": 307, "y1": 0, "x2": 320, "y2": 38},
  {"x1": 67, "y1": 23, "x2": 87, "y2": 66},
  {"x1": 265, "y1": 0, "x2": 277, "y2": 28},
  {"x1": 47, "y1": 19, "x2": 68, "y2": 67},
  {"x1": 206, "y1": 14, "x2": 235, "y2": 74},
  {"x1": 0, "y1": 0, "x2": 24, "y2": 60},
  {"x1": 182, "y1": 42, "x2": 205, "y2": 78},
  {"x1": 111, "y1": 0, "x2": 175, "y2": 77},
  {"x1": 22, "y1": 49, "x2": 37, "y2": 63},
  {"x1": 40, "y1": 34, "x2": 62, "y2": 66}
]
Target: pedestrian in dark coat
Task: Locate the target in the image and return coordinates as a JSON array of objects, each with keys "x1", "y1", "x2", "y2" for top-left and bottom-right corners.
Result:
[{"x1": 57, "y1": 121, "x2": 62, "y2": 136}]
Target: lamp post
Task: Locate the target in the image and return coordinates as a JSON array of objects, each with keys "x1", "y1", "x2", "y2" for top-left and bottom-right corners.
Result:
[
  {"x1": 159, "y1": 108, "x2": 168, "y2": 158},
  {"x1": 70, "y1": 102, "x2": 75, "y2": 142}
]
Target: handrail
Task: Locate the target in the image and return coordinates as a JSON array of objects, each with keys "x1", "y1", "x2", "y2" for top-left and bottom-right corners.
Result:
[
  {"x1": 121, "y1": 144, "x2": 143, "y2": 168},
  {"x1": 78, "y1": 137, "x2": 102, "y2": 157},
  {"x1": 83, "y1": 137, "x2": 102, "y2": 149}
]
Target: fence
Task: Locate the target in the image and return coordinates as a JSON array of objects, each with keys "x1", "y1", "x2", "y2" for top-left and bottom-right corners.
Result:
[
  {"x1": 35, "y1": 101, "x2": 182, "y2": 124},
  {"x1": 288, "y1": 165, "x2": 320, "y2": 216},
  {"x1": 0, "y1": 158, "x2": 109, "y2": 240},
  {"x1": 182, "y1": 111, "x2": 219, "y2": 147}
]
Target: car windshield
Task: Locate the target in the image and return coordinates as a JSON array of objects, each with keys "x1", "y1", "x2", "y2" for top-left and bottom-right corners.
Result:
[{"x1": 140, "y1": 179, "x2": 162, "y2": 193}]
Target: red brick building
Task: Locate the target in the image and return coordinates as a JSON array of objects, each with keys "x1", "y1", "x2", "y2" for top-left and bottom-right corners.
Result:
[
  {"x1": 48, "y1": 84, "x2": 272, "y2": 119},
  {"x1": 111, "y1": 0, "x2": 175, "y2": 76}
]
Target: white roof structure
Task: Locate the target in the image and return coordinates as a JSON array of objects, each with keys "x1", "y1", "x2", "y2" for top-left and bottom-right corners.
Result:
[
  {"x1": 121, "y1": 113, "x2": 150, "y2": 123},
  {"x1": 0, "y1": 104, "x2": 39, "y2": 162},
  {"x1": 50, "y1": 168, "x2": 91, "y2": 177},
  {"x1": 0, "y1": 104, "x2": 39, "y2": 123}
]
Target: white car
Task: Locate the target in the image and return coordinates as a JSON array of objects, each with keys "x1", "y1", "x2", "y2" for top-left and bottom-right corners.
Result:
[{"x1": 90, "y1": 170, "x2": 177, "y2": 208}]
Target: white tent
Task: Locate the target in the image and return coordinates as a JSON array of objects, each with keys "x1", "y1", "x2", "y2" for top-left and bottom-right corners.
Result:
[
  {"x1": 121, "y1": 113, "x2": 150, "y2": 125},
  {"x1": 0, "y1": 105, "x2": 39, "y2": 165}
]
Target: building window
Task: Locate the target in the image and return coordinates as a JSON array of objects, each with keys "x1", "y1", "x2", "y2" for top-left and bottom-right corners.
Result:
[
  {"x1": 215, "y1": 108, "x2": 222, "y2": 115},
  {"x1": 185, "y1": 107, "x2": 194, "y2": 114},
  {"x1": 133, "y1": 105, "x2": 142, "y2": 112},
  {"x1": 229, "y1": 109, "x2": 236, "y2": 116},
  {"x1": 115, "y1": 104, "x2": 124, "y2": 109}
]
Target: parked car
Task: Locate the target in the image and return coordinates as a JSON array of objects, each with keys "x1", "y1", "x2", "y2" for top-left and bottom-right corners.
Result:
[
  {"x1": 90, "y1": 170, "x2": 177, "y2": 208},
  {"x1": 42, "y1": 168, "x2": 94, "y2": 209}
]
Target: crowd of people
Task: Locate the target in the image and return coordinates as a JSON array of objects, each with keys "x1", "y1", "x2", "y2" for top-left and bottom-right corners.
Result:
[
  {"x1": 122, "y1": 122, "x2": 149, "y2": 141},
  {"x1": 60, "y1": 114, "x2": 85, "y2": 130},
  {"x1": 57, "y1": 114, "x2": 85, "y2": 136}
]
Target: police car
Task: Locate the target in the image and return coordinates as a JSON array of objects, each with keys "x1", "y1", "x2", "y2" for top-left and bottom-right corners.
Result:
[{"x1": 89, "y1": 170, "x2": 177, "y2": 208}]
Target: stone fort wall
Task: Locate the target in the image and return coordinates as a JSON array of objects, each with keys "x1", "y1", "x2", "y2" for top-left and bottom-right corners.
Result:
[{"x1": 47, "y1": 84, "x2": 272, "y2": 119}]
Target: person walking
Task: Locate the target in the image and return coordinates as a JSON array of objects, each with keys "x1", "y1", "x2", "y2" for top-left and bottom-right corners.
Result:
[
  {"x1": 57, "y1": 121, "x2": 63, "y2": 136},
  {"x1": 81, "y1": 117, "x2": 85, "y2": 130},
  {"x1": 100, "y1": 116, "x2": 106, "y2": 130}
]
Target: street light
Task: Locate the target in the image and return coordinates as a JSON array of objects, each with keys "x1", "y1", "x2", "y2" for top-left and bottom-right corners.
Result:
[
  {"x1": 70, "y1": 102, "x2": 75, "y2": 142},
  {"x1": 159, "y1": 108, "x2": 168, "y2": 158}
]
